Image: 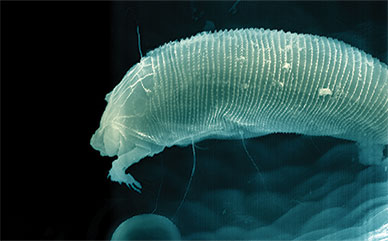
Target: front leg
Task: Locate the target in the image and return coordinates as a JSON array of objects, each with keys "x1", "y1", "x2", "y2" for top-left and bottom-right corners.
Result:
[{"x1": 107, "y1": 145, "x2": 151, "y2": 193}]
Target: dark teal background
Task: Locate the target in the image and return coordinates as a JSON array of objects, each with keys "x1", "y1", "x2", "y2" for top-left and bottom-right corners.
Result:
[{"x1": 2, "y1": 1, "x2": 387, "y2": 240}]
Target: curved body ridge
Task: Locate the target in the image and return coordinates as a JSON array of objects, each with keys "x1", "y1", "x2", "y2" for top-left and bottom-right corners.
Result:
[
  {"x1": 141, "y1": 29, "x2": 388, "y2": 145},
  {"x1": 91, "y1": 28, "x2": 388, "y2": 191}
]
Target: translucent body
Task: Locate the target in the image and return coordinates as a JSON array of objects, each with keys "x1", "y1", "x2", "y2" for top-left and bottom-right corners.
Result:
[{"x1": 90, "y1": 28, "x2": 388, "y2": 192}]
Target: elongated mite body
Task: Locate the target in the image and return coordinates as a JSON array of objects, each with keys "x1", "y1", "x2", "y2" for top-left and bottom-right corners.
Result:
[{"x1": 90, "y1": 28, "x2": 388, "y2": 192}]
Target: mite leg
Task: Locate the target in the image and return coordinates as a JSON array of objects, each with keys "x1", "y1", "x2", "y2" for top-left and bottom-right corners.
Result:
[{"x1": 108, "y1": 145, "x2": 151, "y2": 193}]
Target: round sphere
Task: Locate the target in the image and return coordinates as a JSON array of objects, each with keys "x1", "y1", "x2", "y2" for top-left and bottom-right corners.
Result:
[{"x1": 111, "y1": 214, "x2": 181, "y2": 240}]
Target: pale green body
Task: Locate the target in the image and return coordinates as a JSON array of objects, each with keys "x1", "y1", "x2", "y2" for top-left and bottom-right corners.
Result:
[{"x1": 91, "y1": 28, "x2": 388, "y2": 192}]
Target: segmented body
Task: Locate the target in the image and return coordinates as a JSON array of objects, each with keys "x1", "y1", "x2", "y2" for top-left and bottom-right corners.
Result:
[
  {"x1": 112, "y1": 28, "x2": 388, "y2": 147},
  {"x1": 91, "y1": 28, "x2": 388, "y2": 191}
]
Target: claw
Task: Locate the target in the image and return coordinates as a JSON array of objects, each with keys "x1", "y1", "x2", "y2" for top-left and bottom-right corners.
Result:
[
  {"x1": 125, "y1": 174, "x2": 142, "y2": 193},
  {"x1": 108, "y1": 165, "x2": 142, "y2": 193},
  {"x1": 127, "y1": 180, "x2": 142, "y2": 193}
]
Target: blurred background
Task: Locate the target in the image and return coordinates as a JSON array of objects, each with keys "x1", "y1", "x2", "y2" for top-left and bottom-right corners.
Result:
[{"x1": 2, "y1": 1, "x2": 387, "y2": 240}]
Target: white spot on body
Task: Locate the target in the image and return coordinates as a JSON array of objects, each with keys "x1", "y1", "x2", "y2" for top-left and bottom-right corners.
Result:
[
  {"x1": 318, "y1": 88, "x2": 332, "y2": 97},
  {"x1": 284, "y1": 44, "x2": 292, "y2": 52},
  {"x1": 282, "y1": 62, "x2": 291, "y2": 70},
  {"x1": 237, "y1": 56, "x2": 246, "y2": 63}
]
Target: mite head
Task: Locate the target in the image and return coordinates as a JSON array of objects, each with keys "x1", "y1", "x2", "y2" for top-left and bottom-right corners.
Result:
[
  {"x1": 91, "y1": 98, "x2": 123, "y2": 157},
  {"x1": 90, "y1": 125, "x2": 122, "y2": 157},
  {"x1": 91, "y1": 60, "x2": 155, "y2": 157},
  {"x1": 90, "y1": 91, "x2": 137, "y2": 157}
]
